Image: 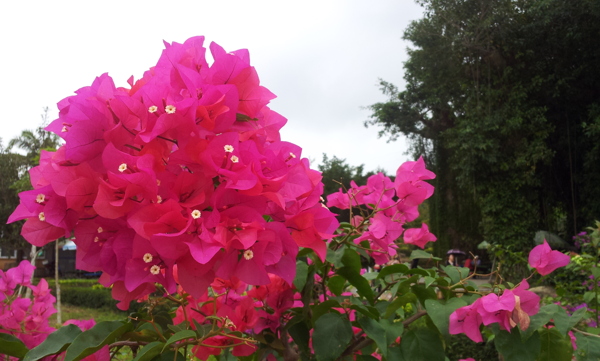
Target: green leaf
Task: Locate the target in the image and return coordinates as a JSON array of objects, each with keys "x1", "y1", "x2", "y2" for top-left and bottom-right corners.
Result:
[
  {"x1": 522, "y1": 304, "x2": 557, "y2": 340},
  {"x1": 398, "y1": 328, "x2": 445, "y2": 361},
  {"x1": 288, "y1": 321, "x2": 311, "y2": 358},
  {"x1": 153, "y1": 350, "x2": 185, "y2": 361},
  {"x1": 337, "y1": 266, "x2": 374, "y2": 305},
  {"x1": 328, "y1": 275, "x2": 346, "y2": 296},
  {"x1": 410, "y1": 250, "x2": 440, "y2": 260},
  {"x1": 494, "y1": 327, "x2": 541, "y2": 361},
  {"x1": 24, "y1": 324, "x2": 82, "y2": 361},
  {"x1": 312, "y1": 300, "x2": 342, "y2": 326},
  {"x1": 64, "y1": 321, "x2": 133, "y2": 361},
  {"x1": 537, "y1": 328, "x2": 573, "y2": 361},
  {"x1": 236, "y1": 113, "x2": 258, "y2": 122},
  {"x1": 407, "y1": 268, "x2": 431, "y2": 277},
  {"x1": 351, "y1": 298, "x2": 380, "y2": 319},
  {"x1": 294, "y1": 260, "x2": 309, "y2": 291},
  {"x1": 358, "y1": 317, "x2": 389, "y2": 358},
  {"x1": 554, "y1": 306, "x2": 587, "y2": 336},
  {"x1": 575, "y1": 333, "x2": 600, "y2": 361},
  {"x1": 132, "y1": 341, "x2": 164, "y2": 361},
  {"x1": 441, "y1": 265, "x2": 469, "y2": 284},
  {"x1": 411, "y1": 284, "x2": 438, "y2": 306},
  {"x1": 378, "y1": 264, "x2": 409, "y2": 279},
  {"x1": 424, "y1": 298, "x2": 467, "y2": 337},
  {"x1": 341, "y1": 248, "x2": 362, "y2": 272},
  {"x1": 0, "y1": 333, "x2": 29, "y2": 359},
  {"x1": 313, "y1": 313, "x2": 353, "y2": 361},
  {"x1": 162, "y1": 330, "x2": 197, "y2": 351},
  {"x1": 583, "y1": 291, "x2": 596, "y2": 304}
]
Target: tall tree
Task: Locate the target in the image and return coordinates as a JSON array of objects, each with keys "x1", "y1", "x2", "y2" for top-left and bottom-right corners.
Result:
[
  {"x1": 367, "y1": 0, "x2": 600, "y2": 270},
  {"x1": 0, "y1": 140, "x2": 28, "y2": 260}
]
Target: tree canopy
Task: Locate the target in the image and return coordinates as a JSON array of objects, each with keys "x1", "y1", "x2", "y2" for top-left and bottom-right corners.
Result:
[{"x1": 367, "y1": 0, "x2": 600, "y2": 265}]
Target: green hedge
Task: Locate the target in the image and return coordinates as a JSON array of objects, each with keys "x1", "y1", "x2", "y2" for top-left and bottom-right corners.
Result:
[{"x1": 57, "y1": 286, "x2": 118, "y2": 310}]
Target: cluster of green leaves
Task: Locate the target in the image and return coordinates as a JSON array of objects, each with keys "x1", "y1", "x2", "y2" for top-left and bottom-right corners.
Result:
[{"x1": 367, "y1": 0, "x2": 600, "y2": 269}]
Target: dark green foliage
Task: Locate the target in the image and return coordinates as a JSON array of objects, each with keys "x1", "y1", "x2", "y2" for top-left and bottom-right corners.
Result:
[
  {"x1": 318, "y1": 153, "x2": 380, "y2": 196},
  {"x1": 0, "y1": 141, "x2": 28, "y2": 257},
  {"x1": 59, "y1": 286, "x2": 119, "y2": 310},
  {"x1": 444, "y1": 334, "x2": 498, "y2": 361},
  {"x1": 367, "y1": 0, "x2": 600, "y2": 272}
]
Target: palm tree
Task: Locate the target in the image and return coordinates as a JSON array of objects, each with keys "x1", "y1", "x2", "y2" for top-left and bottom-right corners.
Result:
[{"x1": 8, "y1": 107, "x2": 61, "y2": 165}]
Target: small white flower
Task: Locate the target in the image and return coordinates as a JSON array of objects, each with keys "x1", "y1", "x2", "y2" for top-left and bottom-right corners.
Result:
[
  {"x1": 61, "y1": 126, "x2": 69, "y2": 133},
  {"x1": 118, "y1": 163, "x2": 127, "y2": 173},
  {"x1": 143, "y1": 253, "x2": 153, "y2": 263},
  {"x1": 289, "y1": 152, "x2": 296, "y2": 158},
  {"x1": 243, "y1": 249, "x2": 254, "y2": 260},
  {"x1": 38, "y1": 212, "x2": 45, "y2": 221},
  {"x1": 191, "y1": 209, "x2": 202, "y2": 219},
  {"x1": 36, "y1": 194, "x2": 46, "y2": 203},
  {"x1": 156, "y1": 195, "x2": 162, "y2": 204},
  {"x1": 230, "y1": 155, "x2": 239, "y2": 163},
  {"x1": 148, "y1": 105, "x2": 158, "y2": 113},
  {"x1": 224, "y1": 145, "x2": 234, "y2": 153},
  {"x1": 150, "y1": 265, "x2": 161, "y2": 275},
  {"x1": 94, "y1": 236, "x2": 100, "y2": 243},
  {"x1": 165, "y1": 105, "x2": 176, "y2": 114},
  {"x1": 97, "y1": 227, "x2": 104, "y2": 233}
]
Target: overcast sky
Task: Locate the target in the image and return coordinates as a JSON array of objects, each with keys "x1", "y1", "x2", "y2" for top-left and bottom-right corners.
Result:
[{"x1": 0, "y1": 1, "x2": 423, "y2": 175}]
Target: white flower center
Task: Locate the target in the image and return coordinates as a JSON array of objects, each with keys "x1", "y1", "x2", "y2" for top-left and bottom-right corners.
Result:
[
  {"x1": 243, "y1": 249, "x2": 254, "y2": 260},
  {"x1": 150, "y1": 265, "x2": 161, "y2": 275},
  {"x1": 165, "y1": 105, "x2": 176, "y2": 114},
  {"x1": 143, "y1": 253, "x2": 153, "y2": 263},
  {"x1": 36, "y1": 194, "x2": 46, "y2": 203},
  {"x1": 38, "y1": 212, "x2": 45, "y2": 221},
  {"x1": 230, "y1": 155, "x2": 239, "y2": 163},
  {"x1": 118, "y1": 163, "x2": 127, "y2": 173},
  {"x1": 148, "y1": 105, "x2": 158, "y2": 113},
  {"x1": 224, "y1": 145, "x2": 234, "y2": 153},
  {"x1": 191, "y1": 210, "x2": 202, "y2": 219}
]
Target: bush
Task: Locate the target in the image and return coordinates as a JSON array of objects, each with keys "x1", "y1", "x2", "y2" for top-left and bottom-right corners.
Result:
[{"x1": 58, "y1": 286, "x2": 118, "y2": 310}]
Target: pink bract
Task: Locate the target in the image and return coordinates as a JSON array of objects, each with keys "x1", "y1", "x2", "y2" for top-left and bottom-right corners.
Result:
[{"x1": 528, "y1": 240, "x2": 570, "y2": 276}]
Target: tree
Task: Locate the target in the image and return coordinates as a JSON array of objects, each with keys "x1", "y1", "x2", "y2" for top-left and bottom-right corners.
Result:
[
  {"x1": 8, "y1": 107, "x2": 61, "y2": 166},
  {"x1": 0, "y1": 140, "x2": 28, "y2": 261},
  {"x1": 318, "y1": 153, "x2": 379, "y2": 196},
  {"x1": 367, "y1": 0, "x2": 600, "y2": 274}
]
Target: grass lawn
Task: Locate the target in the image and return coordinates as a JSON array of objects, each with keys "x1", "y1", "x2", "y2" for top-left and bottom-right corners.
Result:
[{"x1": 50, "y1": 303, "x2": 129, "y2": 327}]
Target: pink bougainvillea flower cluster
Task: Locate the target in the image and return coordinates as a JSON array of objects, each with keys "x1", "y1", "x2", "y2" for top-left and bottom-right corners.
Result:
[
  {"x1": 450, "y1": 242, "x2": 570, "y2": 343},
  {"x1": 8, "y1": 36, "x2": 338, "y2": 308},
  {"x1": 326, "y1": 156, "x2": 436, "y2": 264},
  {"x1": 0, "y1": 261, "x2": 56, "y2": 349},
  {"x1": 172, "y1": 274, "x2": 297, "y2": 360},
  {"x1": 528, "y1": 240, "x2": 570, "y2": 276},
  {"x1": 0, "y1": 262, "x2": 106, "y2": 359},
  {"x1": 449, "y1": 279, "x2": 540, "y2": 342}
]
